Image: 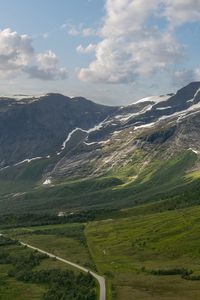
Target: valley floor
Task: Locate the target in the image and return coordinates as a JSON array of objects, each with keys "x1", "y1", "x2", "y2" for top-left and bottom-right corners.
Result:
[
  {"x1": 86, "y1": 205, "x2": 200, "y2": 300},
  {"x1": 1, "y1": 204, "x2": 200, "y2": 299}
]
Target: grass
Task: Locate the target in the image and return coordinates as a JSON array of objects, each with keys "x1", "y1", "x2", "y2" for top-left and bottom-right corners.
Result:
[
  {"x1": 0, "y1": 235, "x2": 98, "y2": 300},
  {"x1": 1, "y1": 150, "x2": 199, "y2": 216},
  {"x1": 5, "y1": 223, "x2": 95, "y2": 270},
  {"x1": 0, "y1": 273, "x2": 46, "y2": 300},
  {"x1": 0, "y1": 150, "x2": 200, "y2": 299},
  {"x1": 0, "y1": 150, "x2": 199, "y2": 217},
  {"x1": 2, "y1": 192, "x2": 200, "y2": 299},
  {"x1": 85, "y1": 205, "x2": 200, "y2": 300},
  {"x1": 0, "y1": 244, "x2": 46, "y2": 300}
]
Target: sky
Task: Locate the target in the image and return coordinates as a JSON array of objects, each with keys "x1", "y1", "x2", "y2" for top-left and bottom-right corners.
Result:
[{"x1": 0, "y1": 0, "x2": 200, "y2": 105}]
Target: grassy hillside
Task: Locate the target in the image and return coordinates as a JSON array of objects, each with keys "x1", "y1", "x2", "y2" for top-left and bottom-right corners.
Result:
[{"x1": 0, "y1": 150, "x2": 200, "y2": 217}]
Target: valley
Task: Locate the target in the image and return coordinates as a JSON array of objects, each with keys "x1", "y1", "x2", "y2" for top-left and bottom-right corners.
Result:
[
  {"x1": 1, "y1": 82, "x2": 200, "y2": 299},
  {"x1": 1, "y1": 203, "x2": 200, "y2": 300}
]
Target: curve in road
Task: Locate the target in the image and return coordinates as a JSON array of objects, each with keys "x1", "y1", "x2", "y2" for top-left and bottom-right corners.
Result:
[{"x1": 20, "y1": 241, "x2": 106, "y2": 300}]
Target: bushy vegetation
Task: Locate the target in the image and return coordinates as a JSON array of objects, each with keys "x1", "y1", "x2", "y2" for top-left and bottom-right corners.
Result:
[
  {"x1": 0, "y1": 235, "x2": 19, "y2": 246},
  {"x1": 149, "y1": 268, "x2": 192, "y2": 276},
  {"x1": 12, "y1": 268, "x2": 96, "y2": 300},
  {"x1": 149, "y1": 268, "x2": 200, "y2": 281},
  {"x1": 0, "y1": 208, "x2": 117, "y2": 229},
  {"x1": 0, "y1": 235, "x2": 97, "y2": 300}
]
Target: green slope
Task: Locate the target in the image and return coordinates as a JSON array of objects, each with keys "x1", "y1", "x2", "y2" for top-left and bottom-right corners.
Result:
[{"x1": 0, "y1": 150, "x2": 200, "y2": 216}]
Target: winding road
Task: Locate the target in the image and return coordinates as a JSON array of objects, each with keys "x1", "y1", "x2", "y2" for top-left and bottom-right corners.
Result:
[{"x1": 19, "y1": 241, "x2": 106, "y2": 300}]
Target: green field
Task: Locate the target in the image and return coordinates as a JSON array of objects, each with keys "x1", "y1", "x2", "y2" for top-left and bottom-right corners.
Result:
[
  {"x1": 86, "y1": 205, "x2": 200, "y2": 300},
  {"x1": 4, "y1": 223, "x2": 95, "y2": 270},
  {"x1": 2, "y1": 204, "x2": 200, "y2": 300}
]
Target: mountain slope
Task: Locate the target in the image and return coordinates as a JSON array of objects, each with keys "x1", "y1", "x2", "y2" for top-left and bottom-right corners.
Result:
[
  {"x1": 1, "y1": 82, "x2": 200, "y2": 215},
  {"x1": 0, "y1": 93, "x2": 117, "y2": 167}
]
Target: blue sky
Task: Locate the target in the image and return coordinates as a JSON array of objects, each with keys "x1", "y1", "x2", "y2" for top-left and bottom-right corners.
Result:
[{"x1": 0, "y1": 0, "x2": 200, "y2": 105}]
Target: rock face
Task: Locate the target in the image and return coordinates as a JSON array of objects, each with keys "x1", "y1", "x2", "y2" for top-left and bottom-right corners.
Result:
[
  {"x1": 0, "y1": 93, "x2": 117, "y2": 167},
  {"x1": 1, "y1": 82, "x2": 200, "y2": 180}
]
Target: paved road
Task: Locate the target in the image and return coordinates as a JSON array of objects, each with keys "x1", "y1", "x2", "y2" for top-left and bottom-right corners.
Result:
[{"x1": 20, "y1": 241, "x2": 106, "y2": 300}]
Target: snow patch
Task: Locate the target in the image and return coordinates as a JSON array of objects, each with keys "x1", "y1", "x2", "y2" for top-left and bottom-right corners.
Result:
[
  {"x1": 59, "y1": 118, "x2": 108, "y2": 153},
  {"x1": 156, "y1": 101, "x2": 200, "y2": 124},
  {"x1": 186, "y1": 89, "x2": 200, "y2": 104},
  {"x1": 61, "y1": 128, "x2": 84, "y2": 150},
  {"x1": 134, "y1": 122, "x2": 156, "y2": 130},
  {"x1": 194, "y1": 88, "x2": 200, "y2": 99},
  {"x1": 43, "y1": 179, "x2": 51, "y2": 185},
  {"x1": 112, "y1": 130, "x2": 122, "y2": 135},
  {"x1": 133, "y1": 95, "x2": 170, "y2": 105},
  {"x1": 84, "y1": 141, "x2": 98, "y2": 146},
  {"x1": 58, "y1": 212, "x2": 65, "y2": 217},
  {"x1": 13, "y1": 94, "x2": 46, "y2": 101},
  {"x1": 113, "y1": 104, "x2": 153, "y2": 123},
  {"x1": 14, "y1": 157, "x2": 42, "y2": 166},
  {"x1": 98, "y1": 139, "x2": 110, "y2": 145},
  {"x1": 156, "y1": 106, "x2": 172, "y2": 110},
  {"x1": 0, "y1": 166, "x2": 10, "y2": 172},
  {"x1": 188, "y1": 148, "x2": 199, "y2": 154}
]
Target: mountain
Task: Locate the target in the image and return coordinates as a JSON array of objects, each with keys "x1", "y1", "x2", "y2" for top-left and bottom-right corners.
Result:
[
  {"x1": 1, "y1": 82, "x2": 200, "y2": 215},
  {"x1": 0, "y1": 93, "x2": 117, "y2": 167},
  {"x1": 47, "y1": 81, "x2": 200, "y2": 178}
]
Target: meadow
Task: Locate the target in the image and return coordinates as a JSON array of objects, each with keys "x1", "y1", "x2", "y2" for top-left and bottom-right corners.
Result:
[
  {"x1": 86, "y1": 205, "x2": 200, "y2": 300},
  {"x1": 2, "y1": 203, "x2": 200, "y2": 299}
]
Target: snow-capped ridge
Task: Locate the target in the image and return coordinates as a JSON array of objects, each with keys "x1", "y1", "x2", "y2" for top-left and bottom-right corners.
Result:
[{"x1": 133, "y1": 95, "x2": 171, "y2": 105}]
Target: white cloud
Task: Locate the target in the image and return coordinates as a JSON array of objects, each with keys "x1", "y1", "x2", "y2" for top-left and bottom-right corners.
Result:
[
  {"x1": 195, "y1": 68, "x2": 200, "y2": 79},
  {"x1": 37, "y1": 51, "x2": 59, "y2": 69},
  {"x1": 0, "y1": 28, "x2": 34, "y2": 78},
  {"x1": 42, "y1": 33, "x2": 49, "y2": 39},
  {"x1": 173, "y1": 69, "x2": 200, "y2": 86},
  {"x1": 25, "y1": 51, "x2": 68, "y2": 80},
  {"x1": 82, "y1": 27, "x2": 98, "y2": 37},
  {"x1": 62, "y1": 22, "x2": 98, "y2": 37},
  {"x1": 101, "y1": 0, "x2": 158, "y2": 37},
  {"x1": 76, "y1": 43, "x2": 96, "y2": 54},
  {"x1": 78, "y1": 0, "x2": 200, "y2": 84},
  {"x1": 0, "y1": 28, "x2": 67, "y2": 81},
  {"x1": 164, "y1": 0, "x2": 200, "y2": 26},
  {"x1": 67, "y1": 24, "x2": 80, "y2": 36},
  {"x1": 78, "y1": 0, "x2": 182, "y2": 84}
]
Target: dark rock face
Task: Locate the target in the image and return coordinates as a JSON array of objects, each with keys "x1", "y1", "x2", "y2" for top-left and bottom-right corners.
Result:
[
  {"x1": 0, "y1": 93, "x2": 117, "y2": 166},
  {"x1": 140, "y1": 126, "x2": 177, "y2": 144}
]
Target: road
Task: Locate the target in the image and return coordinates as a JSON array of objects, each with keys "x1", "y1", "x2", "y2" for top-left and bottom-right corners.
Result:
[{"x1": 19, "y1": 241, "x2": 106, "y2": 300}]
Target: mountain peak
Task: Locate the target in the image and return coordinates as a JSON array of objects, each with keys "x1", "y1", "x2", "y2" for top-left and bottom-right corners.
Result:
[{"x1": 176, "y1": 81, "x2": 200, "y2": 98}]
